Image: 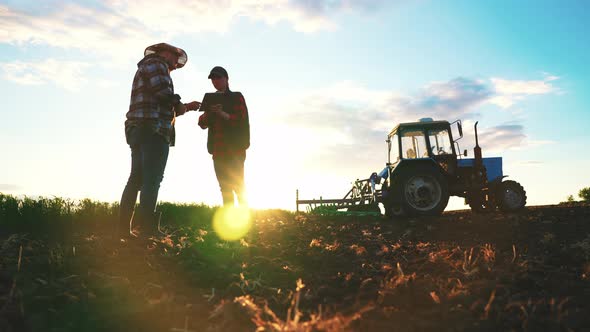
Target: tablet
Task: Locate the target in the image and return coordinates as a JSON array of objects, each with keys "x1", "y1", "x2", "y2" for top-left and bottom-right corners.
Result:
[{"x1": 200, "y1": 92, "x2": 226, "y2": 112}]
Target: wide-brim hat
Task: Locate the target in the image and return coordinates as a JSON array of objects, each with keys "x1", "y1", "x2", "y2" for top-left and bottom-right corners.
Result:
[{"x1": 144, "y1": 43, "x2": 187, "y2": 68}]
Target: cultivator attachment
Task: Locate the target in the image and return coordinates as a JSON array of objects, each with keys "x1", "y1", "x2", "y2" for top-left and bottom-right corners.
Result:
[{"x1": 296, "y1": 171, "x2": 385, "y2": 216}]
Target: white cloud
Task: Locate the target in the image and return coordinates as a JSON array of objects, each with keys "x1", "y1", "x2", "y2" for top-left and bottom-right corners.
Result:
[
  {"x1": 112, "y1": 0, "x2": 339, "y2": 33},
  {"x1": 0, "y1": 1, "x2": 397, "y2": 90},
  {"x1": 0, "y1": 1, "x2": 393, "y2": 60},
  {"x1": 491, "y1": 78, "x2": 554, "y2": 95},
  {"x1": 487, "y1": 95, "x2": 520, "y2": 109},
  {"x1": 489, "y1": 75, "x2": 558, "y2": 108},
  {"x1": 0, "y1": 59, "x2": 90, "y2": 91},
  {"x1": 0, "y1": 3, "x2": 153, "y2": 60}
]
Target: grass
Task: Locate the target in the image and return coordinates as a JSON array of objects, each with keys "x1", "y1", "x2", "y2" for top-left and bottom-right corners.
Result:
[
  {"x1": 0, "y1": 194, "x2": 115, "y2": 234},
  {"x1": 0, "y1": 193, "x2": 231, "y2": 237}
]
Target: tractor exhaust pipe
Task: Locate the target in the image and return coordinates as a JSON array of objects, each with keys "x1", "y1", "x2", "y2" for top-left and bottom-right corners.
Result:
[{"x1": 474, "y1": 121, "x2": 482, "y2": 168}]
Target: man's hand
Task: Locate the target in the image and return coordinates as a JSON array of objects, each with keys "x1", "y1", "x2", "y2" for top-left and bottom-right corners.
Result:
[
  {"x1": 185, "y1": 101, "x2": 201, "y2": 111},
  {"x1": 174, "y1": 102, "x2": 188, "y2": 115}
]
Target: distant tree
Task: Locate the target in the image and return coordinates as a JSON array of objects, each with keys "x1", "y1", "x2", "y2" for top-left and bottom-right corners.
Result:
[
  {"x1": 567, "y1": 195, "x2": 575, "y2": 203},
  {"x1": 580, "y1": 187, "x2": 590, "y2": 201}
]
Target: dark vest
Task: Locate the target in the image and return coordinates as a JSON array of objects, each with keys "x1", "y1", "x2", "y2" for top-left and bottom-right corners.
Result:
[{"x1": 206, "y1": 89, "x2": 250, "y2": 154}]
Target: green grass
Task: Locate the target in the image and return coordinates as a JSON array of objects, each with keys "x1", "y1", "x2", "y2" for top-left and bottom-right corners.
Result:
[
  {"x1": 0, "y1": 193, "x2": 294, "y2": 235},
  {"x1": 0, "y1": 193, "x2": 286, "y2": 238}
]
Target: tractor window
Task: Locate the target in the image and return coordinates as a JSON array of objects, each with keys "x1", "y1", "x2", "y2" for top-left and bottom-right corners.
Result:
[
  {"x1": 401, "y1": 130, "x2": 427, "y2": 159},
  {"x1": 388, "y1": 134, "x2": 400, "y2": 162},
  {"x1": 428, "y1": 129, "x2": 453, "y2": 156}
]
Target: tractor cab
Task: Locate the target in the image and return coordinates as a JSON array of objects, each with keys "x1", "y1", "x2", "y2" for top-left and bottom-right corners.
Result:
[{"x1": 387, "y1": 118, "x2": 463, "y2": 176}]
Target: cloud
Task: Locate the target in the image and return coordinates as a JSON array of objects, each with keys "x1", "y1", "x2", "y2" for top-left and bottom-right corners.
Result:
[
  {"x1": 0, "y1": 0, "x2": 393, "y2": 60},
  {"x1": 265, "y1": 77, "x2": 495, "y2": 176},
  {"x1": 283, "y1": 77, "x2": 494, "y2": 138},
  {"x1": 0, "y1": 3, "x2": 154, "y2": 61},
  {"x1": 463, "y1": 121, "x2": 554, "y2": 154},
  {"x1": 0, "y1": 59, "x2": 90, "y2": 91},
  {"x1": 387, "y1": 77, "x2": 492, "y2": 121},
  {"x1": 488, "y1": 75, "x2": 558, "y2": 108},
  {"x1": 284, "y1": 0, "x2": 392, "y2": 30},
  {"x1": 476, "y1": 123, "x2": 527, "y2": 151},
  {"x1": 289, "y1": 0, "x2": 390, "y2": 13},
  {"x1": 270, "y1": 74, "x2": 557, "y2": 175},
  {"x1": 492, "y1": 77, "x2": 555, "y2": 95}
]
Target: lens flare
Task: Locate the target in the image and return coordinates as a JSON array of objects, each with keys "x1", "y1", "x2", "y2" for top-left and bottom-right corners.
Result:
[{"x1": 212, "y1": 206, "x2": 252, "y2": 241}]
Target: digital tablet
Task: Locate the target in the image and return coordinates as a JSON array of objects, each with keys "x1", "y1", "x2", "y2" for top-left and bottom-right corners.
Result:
[{"x1": 200, "y1": 92, "x2": 226, "y2": 112}]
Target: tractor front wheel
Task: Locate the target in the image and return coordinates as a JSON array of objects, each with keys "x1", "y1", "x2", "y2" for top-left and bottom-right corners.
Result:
[
  {"x1": 496, "y1": 180, "x2": 527, "y2": 212},
  {"x1": 398, "y1": 166, "x2": 449, "y2": 216}
]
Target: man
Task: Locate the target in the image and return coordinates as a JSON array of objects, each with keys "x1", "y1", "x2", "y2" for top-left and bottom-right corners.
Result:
[
  {"x1": 119, "y1": 43, "x2": 200, "y2": 239},
  {"x1": 198, "y1": 66, "x2": 250, "y2": 207}
]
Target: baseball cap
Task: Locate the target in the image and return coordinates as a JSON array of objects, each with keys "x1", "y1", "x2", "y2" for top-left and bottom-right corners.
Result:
[
  {"x1": 144, "y1": 43, "x2": 188, "y2": 68},
  {"x1": 208, "y1": 66, "x2": 228, "y2": 79}
]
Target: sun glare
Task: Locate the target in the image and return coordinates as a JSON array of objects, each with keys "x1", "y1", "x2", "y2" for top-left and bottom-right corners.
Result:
[{"x1": 212, "y1": 206, "x2": 252, "y2": 241}]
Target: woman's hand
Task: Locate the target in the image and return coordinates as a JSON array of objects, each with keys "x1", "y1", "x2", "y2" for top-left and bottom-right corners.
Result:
[{"x1": 210, "y1": 104, "x2": 230, "y2": 120}]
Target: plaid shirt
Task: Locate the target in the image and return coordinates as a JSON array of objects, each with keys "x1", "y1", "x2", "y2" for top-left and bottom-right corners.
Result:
[
  {"x1": 198, "y1": 91, "x2": 249, "y2": 159},
  {"x1": 125, "y1": 54, "x2": 180, "y2": 145}
]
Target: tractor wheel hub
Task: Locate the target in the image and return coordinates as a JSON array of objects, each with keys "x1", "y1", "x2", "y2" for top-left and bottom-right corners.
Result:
[{"x1": 405, "y1": 176, "x2": 441, "y2": 211}]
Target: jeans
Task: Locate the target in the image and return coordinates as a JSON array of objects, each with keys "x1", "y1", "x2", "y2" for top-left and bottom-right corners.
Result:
[
  {"x1": 119, "y1": 129, "x2": 169, "y2": 231},
  {"x1": 213, "y1": 154, "x2": 246, "y2": 206}
]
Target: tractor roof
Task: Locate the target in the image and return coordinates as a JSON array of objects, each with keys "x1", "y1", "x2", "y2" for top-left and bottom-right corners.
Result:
[{"x1": 388, "y1": 120, "x2": 451, "y2": 137}]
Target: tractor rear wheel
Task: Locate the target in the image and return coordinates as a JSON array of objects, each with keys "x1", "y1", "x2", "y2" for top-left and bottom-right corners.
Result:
[
  {"x1": 496, "y1": 180, "x2": 527, "y2": 211},
  {"x1": 398, "y1": 166, "x2": 449, "y2": 216}
]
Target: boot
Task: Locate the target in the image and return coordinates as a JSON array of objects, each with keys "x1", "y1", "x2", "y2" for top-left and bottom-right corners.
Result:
[
  {"x1": 116, "y1": 211, "x2": 133, "y2": 240},
  {"x1": 221, "y1": 190, "x2": 235, "y2": 207},
  {"x1": 131, "y1": 211, "x2": 159, "y2": 239}
]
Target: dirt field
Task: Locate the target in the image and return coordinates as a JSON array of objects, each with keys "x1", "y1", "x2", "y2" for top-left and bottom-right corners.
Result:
[{"x1": 1, "y1": 203, "x2": 590, "y2": 331}]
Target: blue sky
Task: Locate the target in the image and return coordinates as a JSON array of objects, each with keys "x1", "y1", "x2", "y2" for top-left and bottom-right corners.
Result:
[{"x1": 1, "y1": 0, "x2": 588, "y2": 210}]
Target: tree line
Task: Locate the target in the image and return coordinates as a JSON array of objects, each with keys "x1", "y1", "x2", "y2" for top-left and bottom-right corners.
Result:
[{"x1": 566, "y1": 187, "x2": 590, "y2": 202}]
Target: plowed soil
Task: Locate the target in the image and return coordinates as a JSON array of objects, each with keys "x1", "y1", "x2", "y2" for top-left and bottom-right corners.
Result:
[{"x1": 2, "y1": 203, "x2": 590, "y2": 331}]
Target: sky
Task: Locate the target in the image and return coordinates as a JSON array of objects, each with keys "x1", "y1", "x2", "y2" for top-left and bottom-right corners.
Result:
[{"x1": 1, "y1": 0, "x2": 589, "y2": 211}]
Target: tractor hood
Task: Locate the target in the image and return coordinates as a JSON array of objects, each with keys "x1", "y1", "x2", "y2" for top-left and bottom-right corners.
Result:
[{"x1": 457, "y1": 157, "x2": 503, "y2": 182}]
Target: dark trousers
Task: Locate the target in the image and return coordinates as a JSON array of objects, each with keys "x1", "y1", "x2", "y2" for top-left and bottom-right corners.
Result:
[
  {"x1": 213, "y1": 154, "x2": 246, "y2": 206},
  {"x1": 119, "y1": 131, "x2": 169, "y2": 232}
]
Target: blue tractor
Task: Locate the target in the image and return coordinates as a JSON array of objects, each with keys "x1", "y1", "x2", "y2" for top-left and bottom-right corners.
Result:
[{"x1": 379, "y1": 118, "x2": 527, "y2": 217}]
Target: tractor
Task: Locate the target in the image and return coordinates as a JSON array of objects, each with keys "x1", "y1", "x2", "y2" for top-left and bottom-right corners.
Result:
[
  {"x1": 380, "y1": 118, "x2": 526, "y2": 217},
  {"x1": 296, "y1": 118, "x2": 527, "y2": 217}
]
